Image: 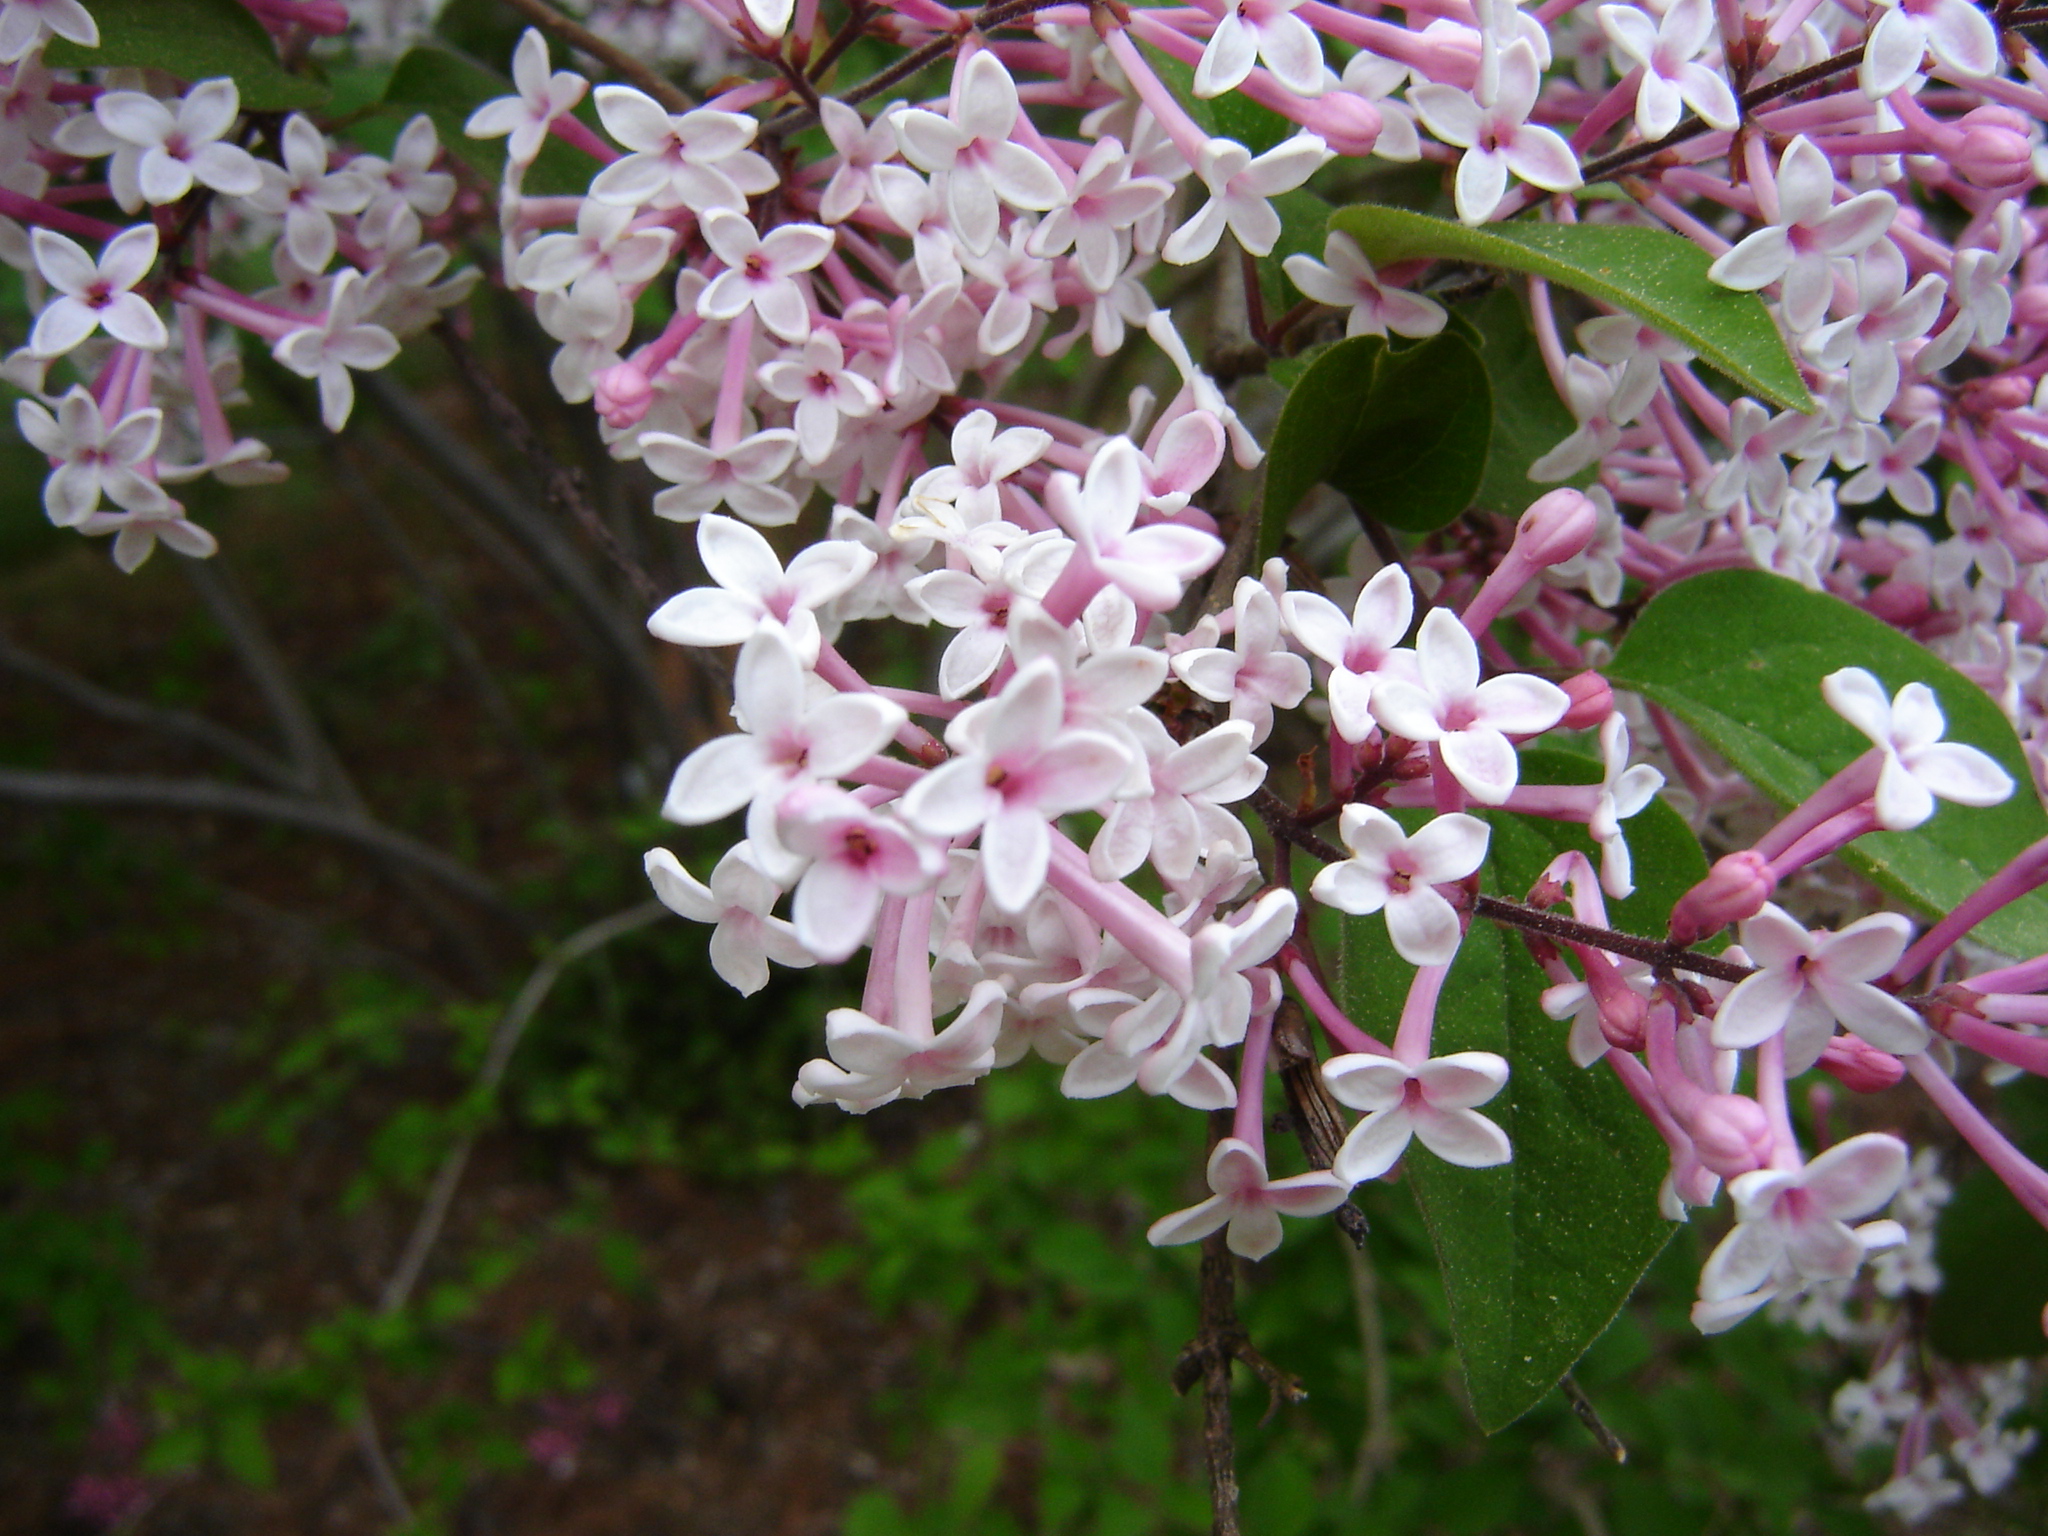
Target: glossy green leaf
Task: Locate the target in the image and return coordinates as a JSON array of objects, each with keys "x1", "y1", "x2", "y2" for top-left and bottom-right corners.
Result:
[
  {"x1": 1608, "y1": 569, "x2": 2048, "y2": 957},
  {"x1": 1458, "y1": 287, "x2": 1596, "y2": 515},
  {"x1": 1338, "y1": 803, "x2": 1675, "y2": 1433},
  {"x1": 1328, "y1": 206, "x2": 1813, "y2": 413},
  {"x1": 383, "y1": 45, "x2": 594, "y2": 197},
  {"x1": 1258, "y1": 330, "x2": 1490, "y2": 559},
  {"x1": 45, "y1": 0, "x2": 328, "y2": 111},
  {"x1": 1141, "y1": 45, "x2": 1292, "y2": 155}
]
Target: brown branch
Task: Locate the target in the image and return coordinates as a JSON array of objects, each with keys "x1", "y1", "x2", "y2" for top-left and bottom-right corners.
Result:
[
  {"x1": 1272, "y1": 999, "x2": 1369, "y2": 1248},
  {"x1": 763, "y1": 0, "x2": 1055, "y2": 134},
  {"x1": 1470, "y1": 892, "x2": 1755, "y2": 983},
  {"x1": 1579, "y1": 43, "x2": 1867, "y2": 185},
  {"x1": 432, "y1": 320, "x2": 661, "y2": 611},
  {"x1": 1560, "y1": 1374, "x2": 1628, "y2": 1464},
  {"x1": 497, "y1": 0, "x2": 694, "y2": 113},
  {"x1": 0, "y1": 631, "x2": 297, "y2": 789},
  {"x1": 0, "y1": 767, "x2": 515, "y2": 917},
  {"x1": 379, "y1": 901, "x2": 664, "y2": 1315}
]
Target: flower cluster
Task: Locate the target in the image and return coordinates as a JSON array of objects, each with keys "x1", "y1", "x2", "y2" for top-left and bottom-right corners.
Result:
[{"x1": 13, "y1": 0, "x2": 2048, "y2": 1513}]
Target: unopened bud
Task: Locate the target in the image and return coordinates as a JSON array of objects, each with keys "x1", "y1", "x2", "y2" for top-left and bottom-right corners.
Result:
[
  {"x1": 1296, "y1": 92, "x2": 1382, "y2": 157},
  {"x1": 1955, "y1": 106, "x2": 2036, "y2": 188},
  {"x1": 1970, "y1": 372, "x2": 2034, "y2": 412},
  {"x1": 592, "y1": 362, "x2": 654, "y2": 429},
  {"x1": 1867, "y1": 579, "x2": 1934, "y2": 628},
  {"x1": 2014, "y1": 285, "x2": 2048, "y2": 330},
  {"x1": 1668, "y1": 851, "x2": 1776, "y2": 947},
  {"x1": 1558, "y1": 671, "x2": 1613, "y2": 731},
  {"x1": 2004, "y1": 508, "x2": 2048, "y2": 563},
  {"x1": 1816, "y1": 1033, "x2": 1907, "y2": 1093},
  {"x1": 1516, "y1": 488, "x2": 1599, "y2": 567},
  {"x1": 1689, "y1": 1093, "x2": 1773, "y2": 1178}
]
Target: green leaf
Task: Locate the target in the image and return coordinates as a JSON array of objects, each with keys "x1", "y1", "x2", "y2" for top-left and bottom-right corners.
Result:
[
  {"x1": 1457, "y1": 287, "x2": 1595, "y2": 515},
  {"x1": 1608, "y1": 569, "x2": 2048, "y2": 958},
  {"x1": 1928, "y1": 1079, "x2": 2048, "y2": 1360},
  {"x1": 382, "y1": 45, "x2": 595, "y2": 197},
  {"x1": 1257, "y1": 188, "x2": 1335, "y2": 317},
  {"x1": 1140, "y1": 45, "x2": 1292, "y2": 155},
  {"x1": 1337, "y1": 805, "x2": 1675, "y2": 1432},
  {"x1": 1328, "y1": 206, "x2": 1813, "y2": 412},
  {"x1": 45, "y1": 0, "x2": 328, "y2": 112},
  {"x1": 1258, "y1": 331, "x2": 1490, "y2": 558}
]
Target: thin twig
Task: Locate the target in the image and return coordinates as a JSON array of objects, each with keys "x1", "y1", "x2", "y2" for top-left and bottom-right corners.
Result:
[
  {"x1": 353, "y1": 1405, "x2": 415, "y2": 1527},
  {"x1": 0, "y1": 631, "x2": 297, "y2": 788},
  {"x1": 1271, "y1": 999, "x2": 1369, "y2": 1247},
  {"x1": 763, "y1": 0, "x2": 1055, "y2": 134},
  {"x1": 1560, "y1": 1374, "x2": 1628, "y2": 1463},
  {"x1": 181, "y1": 557, "x2": 347, "y2": 799},
  {"x1": 1470, "y1": 893, "x2": 1755, "y2": 983},
  {"x1": 327, "y1": 442, "x2": 570, "y2": 822},
  {"x1": 1341, "y1": 1232, "x2": 1394, "y2": 1504},
  {"x1": 379, "y1": 901, "x2": 664, "y2": 1314},
  {"x1": 433, "y1": 320, "x2": 662, "y2": 610},
  {"x1": 1579, "y1": 43, "x2": 1866, "y2": 185},
  {"x1": 0, "y1": 767, "x2": 515, "y2": 916},
  {"x1": 497, "y1": 0, "x2": 694, "y2": 112}
]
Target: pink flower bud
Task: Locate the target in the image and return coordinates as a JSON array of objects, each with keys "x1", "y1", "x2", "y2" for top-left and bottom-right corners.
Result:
[
  {"x1": 2005, "y1": 509, "x2": 2048, "y2": 563},
  {"x1": 1667, "y1": 851, "x2": 1775, "y2": 947},
  {"x1": 1688, "y1": 1093, "x2": 1773, "y2": 1178},
  {"x1": 1866, "y1": 579, "x2": 1933, "y2": 628},
  {"x1": 1816, "y1": 1033, "x2": 1907, "y2": 1093},
  {"x1": 1557, "y1": 671, "x2": 1613, "y2": 731},
  {"x1": 1515, "y1": 488, "x2": 1599, "y2": 567},
  {"x1": 1968, "y1": 372, "x2": 2034, "y2": 412},
  {"x1": 1954, "y1": 107, "x2": 2036, "y2": 188},
  {"x1": 2014, "y1": 285, "x2": 2048, "y2": 330},
  {"x1": 592, "y1": 362, "x2": 653, "y2": 429},
  {"x1": 1295, "y1": 92, "x2": 1383, "y2": 157}
]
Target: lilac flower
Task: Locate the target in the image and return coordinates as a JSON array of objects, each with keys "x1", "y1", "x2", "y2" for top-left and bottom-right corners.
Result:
[
  {"x1": 900, "y1": 659, "x2": 1134, "y2": 912},
  {"x1": 247, "y1": 114, "x2": 376, "y2": 273},
  {"x1": 659, "y1": 625, "x2": 905, "y2": 875},
  {"x1": 645, "y1": 844, "x2": 813, "y2": 995},
  {"x1": 1368, "y1": 609, "x2": 1568, "y2": 805},
  {"x1": 1822, "y1": 667, "x2": 2015, "y2": 829},
  {"x1": 697, "y1": 210, "x2": 832, "y2": 344},
  {"x1": 1281, "y1": 232, "x2": 1446, "y2": 340},
  {"x1": 1839, "y1": 417, "x2": 1942, "y2": 515},
  {"x1": 589, "y1": 89, "x2": 771, "y2": 213},
  {"x1": 29, "y1": 226, "x2": 166, "y2": 357},
  {"x1": 1145, "y1": 1138, "x2": 1352, "y2": 1260},
  {"x1": 1091, "y1": 715, "x2": 1265, "y2": 883},
  {"x1": 1322, "y1": 1050, "x2": 1514, "y2": 1183},
  {"x1": 1171, "y1": 575, "x2": 1312, "y2": 745},
  {"x1": 817, "y1": 101, "x2": 897, "y2": 225},
  {"x1": 0, "y1": 0, "x2": 94, "y2": 63},
  {"x1": 271, "y1": 270, "x2": 400, "y2": 432},
  {"x1": 1410, "y1": 39, "x2": 1581, "y2": 224},
  {"x1": 1803, "y1": 243, "x2": 1947, "y2": 422},
  {"x1": 1588, "y1": 712, "x2": 1664, "y2": 899},
  {"x1": 1597, "y1": 0, "x2": 1738, "y2": 140},
  {"x1": 1707, "y1": 137, "x2": 1896, "y2": 332},
  {"x1": 892, "y1": 50, "x2": 1064, "y2": 256},
  {"x1": 795, "y1": 981, "x2": 1008, "y2": 1111},
  {"x1": 776, "y1": 786, "x2": 947, "y2": 961},
  {"x1": 1161, "y1": 132, "x2": 1332, "y2": 264},
  {"x1": 16, "y1": 387, "x2": 172, "y2": 524},
  {"x1": 1025, "y1": 137, "x2": 1172, "y2": 292},
  {"x1": 643, "y1": 429, "x2": 800, "y2": 527},
  {"x1": 646, "y1": 513, "x2": 874, "y2": 660},
  {"x1": 757, "y1": 331, "x2": 882, "y2": 464},
  {"x1": 1309, "y1": 806, "x2": 1490, "y2": 965},
  {"x1": 514, "y1": 200, "x2": 676, "y2": 320},
  {"x1": 1282, "y1": 565, "x2": 1416, "y2": 743},
  {"x1": 58, "y1": 79, "x2": 261, "y2": 212},
  {"x1": 907, "y1": 536, "x2": 1070, "y2": 698},
  {"x1": 1710, "y1": 904, "x2": 1928, "y2": 1068},
  {"x1": 1193, "y1": 0, "x2": 1327, "y2": 100},
  {"x1": 1691, "y1": 1133, "x2": 1909, "y2": 1333},
  {"x1": 1042, "y1": 437, "x2": 1225, "y2": 611},
  {"x1": 1861, "y1": 0, "x2": 1998, "y2": 99},
  {"x1": 465, "y1": 28, "x2": 588, "y2": 169}
]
